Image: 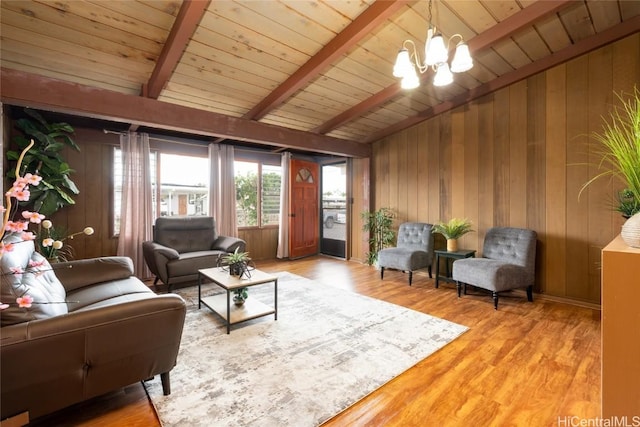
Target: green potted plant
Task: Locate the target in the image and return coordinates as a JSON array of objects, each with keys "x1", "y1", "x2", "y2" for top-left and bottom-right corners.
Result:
[
  {"x1": 361, "y1": 207, "x2": 396, "y2": 266},
  {"x1": 578, "y1": 86, "x2": 640, "y2": 247},
  {"x1": 232, "y1": 287, "x2": 249, "y2": 307},
  {"x1": 222, "y1": 247, "x2": 251, "y2": 277},
  {"x1": 5, "y1": 109, "x2": 80, "y2": 217},
  {"x1": 432, "y1": 218, "x2": 474, "y2": 252},
  {"x1": 579, "y1": 87, "x2": 640, "y2": 218}
]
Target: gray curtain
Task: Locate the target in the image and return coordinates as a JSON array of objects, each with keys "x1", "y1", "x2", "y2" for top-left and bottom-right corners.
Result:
[
  {"x1": 117, "y1": 132, "x2": 153, "y2": 278},
  {"x1": 277, "y1": 152, "x2": 291, "y2": 258},
  {"x1": 208, "y1": 143, "x2": 238, "y2": 237}
]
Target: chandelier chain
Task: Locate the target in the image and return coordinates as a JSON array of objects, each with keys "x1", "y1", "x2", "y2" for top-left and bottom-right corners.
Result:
[{"x1": 428, "y1": 0, "x2": 433, "y2": 27}]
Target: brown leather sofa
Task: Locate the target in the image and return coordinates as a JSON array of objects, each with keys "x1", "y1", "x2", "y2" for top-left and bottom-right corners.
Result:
[
  {"x1": 143, "y1": 216, "x2": 246, "y2": 290},
  {"x1": 0, "y1": 239, "x2": 186, "y2": 422}
]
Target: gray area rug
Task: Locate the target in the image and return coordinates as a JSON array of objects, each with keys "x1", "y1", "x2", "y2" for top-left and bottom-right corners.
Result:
[{"x1": 144, "y1": 271, "x2": 468, "y2": 426}]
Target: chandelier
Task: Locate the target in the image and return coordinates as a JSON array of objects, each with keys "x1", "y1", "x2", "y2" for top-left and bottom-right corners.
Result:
[{"x1": 393, "y1": 0, "x2": 473, "y2": 89}]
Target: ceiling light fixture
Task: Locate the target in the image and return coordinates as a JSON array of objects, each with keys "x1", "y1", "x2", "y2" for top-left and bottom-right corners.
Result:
[{"x1": 393, "y1": 0, "x2": 473, "y2": 89}]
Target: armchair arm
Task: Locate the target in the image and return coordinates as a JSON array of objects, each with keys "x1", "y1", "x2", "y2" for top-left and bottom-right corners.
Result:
[
  {"x1": 143, "y1": 241, "x2": 180, "y2": 284},
  {"x1": 212, "y1": 236, "x2": 246, "y2": 253},
  {"x1": 144, "y1": 242, "x2": 180, "y2": 260}
]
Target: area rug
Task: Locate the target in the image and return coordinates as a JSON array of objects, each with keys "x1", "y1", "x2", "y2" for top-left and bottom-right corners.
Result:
[{"x1": 143, "y1": 272, "x2": 468, "y2": 426}]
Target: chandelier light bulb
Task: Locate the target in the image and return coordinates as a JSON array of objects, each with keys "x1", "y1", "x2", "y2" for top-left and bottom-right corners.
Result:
[
  {"x1": 393, "y1": 48, "x2": 413, "y2": 78},
  {"x1": 401, "y1": 68, "x2": 420, "y2": 89},
  {"x1": 451, "y1": 42, "x2": 473, "y2": 73},
  {"x1": 425, "y1": 33, "x2": 448, "y2": 66},
  {"x1": 433, "y1": 62, "x2": 453, "y2": 86}
]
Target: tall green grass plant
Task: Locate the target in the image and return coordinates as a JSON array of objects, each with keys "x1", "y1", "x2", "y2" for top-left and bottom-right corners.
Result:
[{"x1": 580, "y1": 87, "x2": 640, "y2": 217}]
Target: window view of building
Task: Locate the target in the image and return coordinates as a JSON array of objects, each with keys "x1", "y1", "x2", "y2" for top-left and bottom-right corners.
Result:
[{"x1": 159, "y1": 153, "x2": 208, "y2": 217}]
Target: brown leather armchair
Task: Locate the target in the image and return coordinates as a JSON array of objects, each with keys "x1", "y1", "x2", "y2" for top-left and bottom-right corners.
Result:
[
  {"x1": 143, "y1": 216, "x2": 245, "y2": 290},
  {"x1": 0, "y1": 243, "x2": 186, "y2": 422}
]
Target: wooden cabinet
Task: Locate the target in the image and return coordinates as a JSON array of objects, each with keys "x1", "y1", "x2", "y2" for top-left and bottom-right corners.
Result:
[{"x1": 601, "y1": 235, "x2": 640, "y2": 417}]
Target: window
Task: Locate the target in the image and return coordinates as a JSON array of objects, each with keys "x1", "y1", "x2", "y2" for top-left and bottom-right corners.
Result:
[
  {"x1": 113, "y1": 149, "x2": 207, "y2": 235},
  {"x1": 235, "y1": 161, "x2": 281, "y2": 228}
]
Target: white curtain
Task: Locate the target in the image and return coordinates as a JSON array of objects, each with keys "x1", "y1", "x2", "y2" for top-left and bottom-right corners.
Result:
[
  {"x1": 276, "y1": 152, "x2": 291, "y2": 258},
  {"x1": 117, "y1": 132, "x2": 153, "y2": 278},
  {"x1": 208, "y1": 143, "x2": 237, "y2": 237}
]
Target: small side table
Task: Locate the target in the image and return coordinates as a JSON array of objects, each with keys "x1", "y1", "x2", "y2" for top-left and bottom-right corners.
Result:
[{"x1": 434, "y1": 249, "x2": 476, "y2": 288}]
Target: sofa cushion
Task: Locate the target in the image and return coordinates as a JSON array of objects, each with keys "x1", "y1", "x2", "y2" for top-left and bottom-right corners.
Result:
[
  {"x1": 66, "y1": 277, "x2": 154, "y2": 312},
  {"x1": 1, "y1": 238, "x2": 68, "y2": 327}
]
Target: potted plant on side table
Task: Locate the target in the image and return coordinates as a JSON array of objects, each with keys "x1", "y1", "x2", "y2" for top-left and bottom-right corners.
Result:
[{"x1": 432, "y1": 218, "x2": 474, "y2": 252}]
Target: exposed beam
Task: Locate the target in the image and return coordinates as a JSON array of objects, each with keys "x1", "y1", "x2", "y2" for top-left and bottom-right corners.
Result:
[
  {"x1": 243, "y1": 0, "x2": 409, "y2": 121},
  {"x1": 364, "y1": 15, "x2": 640, "y2": 143},
  {"x1": 146, "y1": 0, "x2": 210, "y2": 99},
  {"x1": 312, "y1": 0, "x2": 575, "y2": 135},
  {"x1": 0, "y1": 68, "x2": 371, "y2": 158}
]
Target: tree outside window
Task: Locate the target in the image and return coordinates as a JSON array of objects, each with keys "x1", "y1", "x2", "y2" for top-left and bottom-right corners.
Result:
[{"x1": 235, "y1": 161, "x2": 281, "y2": 228}]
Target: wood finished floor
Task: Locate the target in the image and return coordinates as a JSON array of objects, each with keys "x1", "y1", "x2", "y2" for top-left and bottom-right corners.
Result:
[{"x1": 27, "y1": 256, "x2": 601, "y2": 426}]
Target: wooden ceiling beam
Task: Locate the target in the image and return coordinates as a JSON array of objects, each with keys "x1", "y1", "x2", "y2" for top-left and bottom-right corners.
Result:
[
  {"x1": 146, "y1": 0, "x2": 210, "y2": 99},
  {"x1": 312, "y1": 0, "x2": 575, "y2": 135},
  {"x1": 0, "y1": 68, "x2": 370, "y2": 158},
  {"x1": 243, "y1": 0, "x2": 409, "y2": 121},
  {"x1": 364, "y1": 14, "x2": 640, "y2": 143}
]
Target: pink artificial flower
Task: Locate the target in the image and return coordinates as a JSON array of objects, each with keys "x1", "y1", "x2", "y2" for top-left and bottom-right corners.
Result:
[
  {"x1": 0, "y1": 302, "x2": 9, "y2": 310},
  {"x1": 6, "y1": 185, "x2": 30, "y2": 201},
  {"x1": 42, "y1": 238, "x2": 54, "y2": 247},
  {"x1": 11, "y1": 177, "x2": 27, "y2": 192},
  {"x1": 21, "y1": 211, "x2": 45, "y2": 224},
  {"x1": 21, "y1": 232, "x2": 36, "y2": 241},
  {"x1": 16, "y1": 295, "x2": 34, "y2": 308},
  {"x1": 0, "y1": 242, "x2": 15, "y2": 254},
  {"x1": 28, "y1": 260, "x2": 46, "y2": 269},
  {"x1": 4, "y1": 221, "x2": 29, "y2": 233},
  {"x1": 10, "y1": 266, "x2": 24, "y2": 274},
  {"x1": 23, "y1": 173, "x2": 42, "y2": 186},
  {"x1": 0, "y1": 206, "x2": 5, "y2": 214}
]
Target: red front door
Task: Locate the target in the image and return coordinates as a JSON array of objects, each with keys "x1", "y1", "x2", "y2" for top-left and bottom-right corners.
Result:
[{"x1": 289, "y1": 159, "x2": 319, "y2": 259}]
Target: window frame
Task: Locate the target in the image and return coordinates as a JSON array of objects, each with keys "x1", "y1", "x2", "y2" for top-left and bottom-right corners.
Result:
[{"x1": 234, "y1": 151, "x2": 282, "y2": 230}]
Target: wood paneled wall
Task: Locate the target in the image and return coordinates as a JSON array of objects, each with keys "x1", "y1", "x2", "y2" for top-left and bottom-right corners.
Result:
[
  {"x1": 369, "y1": 34, "x2": 640, "y2": 306},
  {"x1": 4, "y1": 35, "x2": 637, "y2": 305}
]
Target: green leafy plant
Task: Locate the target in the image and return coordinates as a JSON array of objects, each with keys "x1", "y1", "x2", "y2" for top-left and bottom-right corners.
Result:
[
  {"x1": 233, "y1": 287, "x2": 249, "y2": 303},
  {"x1": 579, "y1": 86, "x2": 640, "y2": 217},
  {"x1": 431, "y1": 218, "x2": 474, "y2": 240},
  {"x1": 361, "y1": 207, "x2": 396, "y2": 265},
  {"x1": 6, "y1": 109, "x2": 80, "y2": 217},
  {"x1": 222, "y1": 247, "x2": 251, "y2": 276}
]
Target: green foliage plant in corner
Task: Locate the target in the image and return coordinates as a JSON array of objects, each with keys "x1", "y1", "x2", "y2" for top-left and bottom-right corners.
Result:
[
  {"x1": 579, "y1": 86, "x2": 640, "y2": 218},
  {"x1": 6, "y1": 109, "x2": 80, "y2": 217},
  {"x1": 361, "y1": 207, "x2": 396, "y2": 265}
]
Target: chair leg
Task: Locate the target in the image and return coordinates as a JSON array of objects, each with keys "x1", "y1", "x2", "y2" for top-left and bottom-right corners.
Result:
[
  {"x1": 457, "y1": 281, "x2": 462, "y2": 297},
  {"x1": 526, "y1": 285, "x2": 533, "y2": 302},
  {"x1": 153, "y1": 277, "x2": 159, "y2": 286},
  {"x1": 492, "y1": 292, "x2": 499, "y2": 310},
  {"x1": 161, "y1": 372, "x2": 171, "y2": 395},
  {"x1": 408, "y1": 271, "x2": 413, "y2": 286},
  {"x1": 428, "y1": 265, "x2": 432, "y2": 278},
  {"x1": 380, "y1": 267, "x2": 385, "y2": 280}
]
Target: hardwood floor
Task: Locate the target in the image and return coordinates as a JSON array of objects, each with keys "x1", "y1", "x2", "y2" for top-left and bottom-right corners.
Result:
[{"x1": 26, "y1": 256, "x2": 601, "y2": 426}]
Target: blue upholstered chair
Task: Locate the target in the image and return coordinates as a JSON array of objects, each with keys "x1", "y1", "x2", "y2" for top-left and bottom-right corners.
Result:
[
  {"x1": 452, "y1": 227, "x2": 537, "y2": 309},
  {"x1": 378, "y1": 222, "x2": 434, "y2": 286}
]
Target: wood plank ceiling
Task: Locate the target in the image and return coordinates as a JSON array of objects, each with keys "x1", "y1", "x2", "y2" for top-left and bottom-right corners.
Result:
[{"x1": 1, "y1": 0, "x2": 639, "y2": 157}]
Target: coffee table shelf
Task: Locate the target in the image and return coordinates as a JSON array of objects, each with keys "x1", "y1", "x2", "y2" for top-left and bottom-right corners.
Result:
[
  {"x1": 200, "y1": 294, "x2": 275, "y2": 324},
  {"x1": 198, "y1": 267, "x2": 278, "y2": 334}
]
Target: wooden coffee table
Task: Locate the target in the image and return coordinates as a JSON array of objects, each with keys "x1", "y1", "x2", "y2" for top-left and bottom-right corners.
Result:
[{"x1": 198, "y1": 267, "x2": 278, "y2": 334}]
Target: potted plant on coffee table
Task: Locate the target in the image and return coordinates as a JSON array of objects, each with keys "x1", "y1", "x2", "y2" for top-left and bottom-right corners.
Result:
[
  {"x1": 222, "y1": 248, "x2": 251, "y2": 277},
  {"x1": 432, "y1": 218, "x2": 474, "y2": 252}
]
